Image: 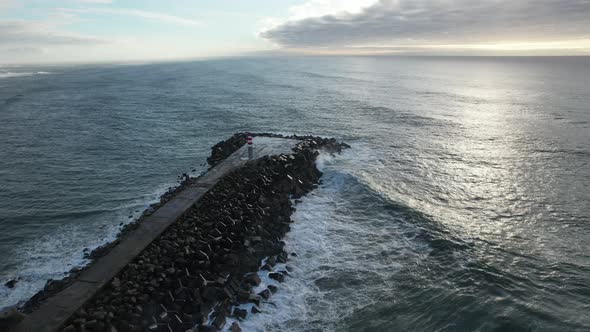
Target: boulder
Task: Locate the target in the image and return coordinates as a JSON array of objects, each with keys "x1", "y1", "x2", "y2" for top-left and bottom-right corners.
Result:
[
  {"x1": 53, "y1": 134, "x2": 349, "y2": 331},
  {"x1": 202, "y1": 287, "x2": 219, "y2": 302},
  {"x1": 237, "y1": 290, "x2": 250, "y2": 303},
  {"x1": 111, "y1": 277, "x2": 121, "y2": 288},
  {"x1": 233, "y1": 308, "x2": 247, "y2": 320},
  {"x1": 268, "y1": 272, "x2": 285, "y2": 283},
  {"x1": 243, "y1": 273, "x2": 261, "y2": 286},
  {"x1": 4, "y1": 279, "x2": 18, "y2": 289},
  {"x1": 230, "y1": 322, "x2": 242, "y2": 332},
  {"x1": 258, "y1": 289, "x2": 271, "y2": 300},
  {"x1": 248, "y1": 295, "x2": 262, "y2": 307},
  {"x1": 62, "y1": 325, "x2": 76, "y2": 332},
  {"x1": 198, "y1": 324, "x2": 217, "y2": 332},
  {"x1": 85, "y1": 319, "x2": 99, "y2": 330},
  {"x1": 211, "y1": 312, "x2": 226, "y2": 330}
]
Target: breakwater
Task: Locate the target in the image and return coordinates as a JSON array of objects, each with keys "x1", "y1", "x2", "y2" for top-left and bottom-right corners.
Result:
[{"x1": 6, "y1": 134, "x2": 348, "y2": 332}]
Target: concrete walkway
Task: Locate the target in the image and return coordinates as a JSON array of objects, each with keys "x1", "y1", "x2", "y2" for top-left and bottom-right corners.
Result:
[{"x1": 12, "y1": 137, "x2": 298, "y2": 332}]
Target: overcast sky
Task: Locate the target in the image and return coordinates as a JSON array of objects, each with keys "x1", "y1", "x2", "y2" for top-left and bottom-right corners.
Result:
[{"x1": 1, "y1": 0, "x2": 589, "y2": 64}]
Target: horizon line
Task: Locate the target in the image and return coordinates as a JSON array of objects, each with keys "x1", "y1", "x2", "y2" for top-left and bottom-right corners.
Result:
[{"x1": 2, "y1": 53, "x2": 590, "y2": 67}]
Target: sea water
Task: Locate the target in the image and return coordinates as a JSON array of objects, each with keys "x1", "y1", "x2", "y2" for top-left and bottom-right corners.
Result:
[{"x1": 0, "y1": 56, "x2": 589, "y2": 331}]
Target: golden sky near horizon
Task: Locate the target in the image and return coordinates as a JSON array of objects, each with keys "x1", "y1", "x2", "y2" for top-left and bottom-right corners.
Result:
[{"x1": 1, "y1": 0, "x2": 589, "y2": 63}]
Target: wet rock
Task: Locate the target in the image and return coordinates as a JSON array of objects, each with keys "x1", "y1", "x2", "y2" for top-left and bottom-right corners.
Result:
[
  {"x1": 233, "y1": 308, "x2": 247, "y2": 320},
  {"x1": 248, "y1": 295, "x2": 262, "y2": 307},
  {"x1": 198, "y1": 324, "x2": 217, "y2": 332},
  {"x1": 73, "y1": 317, "x2": 86, "y2": 326},
  {"x1": 237, "y1": 289, "x2": 251, "y2": 303},
  {"x1": 243, "y1": 273, "x2": 261, "y2": 286},
  {"x1": 251, "y1": 306, "x2": 261, "y2": 314},
  {"x1": 85, "y1": 319, "x2": 99, "y2": 330},
  {"x1": 62, "y1": 324, "x2": 76, "y2": 332},
  {"x1": 268, "y1": 272, "x2": 285, "y2": 283},
  {"x1": 51, "y1": 133, "x2": 349, "y2": 331},
  {"x1": 4, "y1": 278, "x2": 18, "y2": 288},
  {"x1": 277, "y1": 252, "x2": 288, "y2": 263},
  {"x1": 111, "y1": 277, "x2": 121, "y2": 288},
  {"x1": 207, "y1": 133, "x2": 248, "y2": 167},
  {"x1": 230, "y1": 322, "x2": 242, "y2": 332},
  {"x1": 258, "y1": 289, "x2": 271, "y2": 300},
  {"x1": 212, "y1": 312, "x2": 226, "y2": 330},
  {"x1": 267, "y1": 285, "x2": 278, "y2": 294},
  {"x1": 267, "y1": 256, "x2": 277, "y2": 266},
  {"x1": 78, "y1": 308, "x2": 88, "y2": 318},
  {"x1": 202, "y1": 287, "x2": 219, "y2": 302}
]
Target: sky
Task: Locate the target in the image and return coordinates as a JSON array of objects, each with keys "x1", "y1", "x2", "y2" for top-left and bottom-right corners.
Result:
[{"x1": 1, "y1": 0, "x2": 590, "y2": 64}]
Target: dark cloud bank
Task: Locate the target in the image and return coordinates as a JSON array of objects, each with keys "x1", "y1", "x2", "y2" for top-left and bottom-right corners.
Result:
[{"x1": 261, "y1": 0, "x2": 590, "y2": 48}]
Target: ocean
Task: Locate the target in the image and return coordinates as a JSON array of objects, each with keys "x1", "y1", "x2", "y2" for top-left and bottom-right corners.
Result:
[{"x1": 0, "y1": 56, "x2": 589, "y2": 331}]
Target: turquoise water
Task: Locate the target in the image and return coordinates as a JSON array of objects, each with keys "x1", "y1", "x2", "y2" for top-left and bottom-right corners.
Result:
[{"x1": 1, "y1": 56, "x2": 589, "y2": 331}]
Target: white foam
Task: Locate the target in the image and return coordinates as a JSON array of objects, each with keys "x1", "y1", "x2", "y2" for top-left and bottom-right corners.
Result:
[
  {"x1": 230, "y1": 147, "x2": 421, "y2": 331},
  {"x1": 0, "y1": 71, "x2": 53, "y2": 79},
  {"x1": 0, "y1": 72, "x2": 34, "y2": 79},
  {"x1": 0, "y1": 172, "x2": 204, "y2": 310},
  {"x1": 0, "y1": 223, "x2": 107, "y2": 310}
]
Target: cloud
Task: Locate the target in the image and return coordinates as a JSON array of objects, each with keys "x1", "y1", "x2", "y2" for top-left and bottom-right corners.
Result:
[
  {"x1": 260, "y1": 0, "x2": 590, "y2": 52},
  {"x1": 0, "y1": 4, "x2": 202, "y2": 64},
  {"x1": 287, "y1": 0, "x2": 379, "y2": 21},
  {"x1": 60, "y1": 7, "x2": 201, "y2": 27},
  {"x1": 259, "y1": 0, "x2": 378, "y2": 33},
  {"x1": 0, "y1": 20, "x2": 109, "y2": 46},
  {"x1": 0, "y1": 19, "x2": 115, "y2": 63}
]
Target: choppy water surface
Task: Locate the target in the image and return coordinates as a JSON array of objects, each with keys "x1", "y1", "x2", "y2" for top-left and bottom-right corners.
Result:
[{"x1": 1, "y1": 56, "x2": 589, "y2": 331}]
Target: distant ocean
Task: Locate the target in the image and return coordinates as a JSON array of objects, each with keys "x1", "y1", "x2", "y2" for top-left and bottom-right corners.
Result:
[{"x1": 1, "y1": 56, "x2": 589, "y2": 331}]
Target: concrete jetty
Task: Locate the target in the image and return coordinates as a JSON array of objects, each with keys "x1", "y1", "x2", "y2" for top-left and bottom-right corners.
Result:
[{"x1": 10, "y1": 137, "x2": 299, "y2": 332}]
